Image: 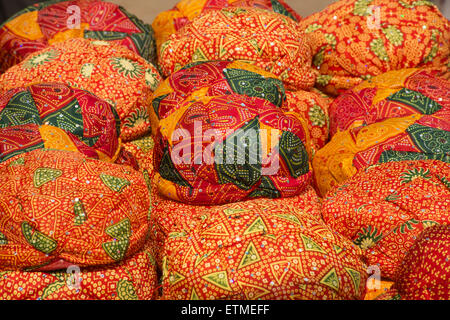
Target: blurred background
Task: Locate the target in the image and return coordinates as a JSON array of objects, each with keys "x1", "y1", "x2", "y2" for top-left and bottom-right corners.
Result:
[{"x1": 1, "y1": 0, "x2": 449, "y2": 26}]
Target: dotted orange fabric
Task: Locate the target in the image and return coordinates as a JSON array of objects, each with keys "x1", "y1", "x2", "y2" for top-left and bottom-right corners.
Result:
[
  {"x1": 0, "y1": 149, "x2": 151, "y2": 271},
  {"x1": 299, "y1": 0, "x2": 450, "y2": 95},
  {"x1": 284, "y1": 89, "x2": 331, "y2": 157},
  {"x1": 155, "y1": 185, "x2": 367, "y2": 300},
  {"x1": 122, "y1": 135, "x2": 155, "y2": 174},
  {"x1": 159, "y1": 7, "x2": 316, "y2": 91},
  {"x1": 0, "y1": 38, "x2": 162, "y2": 142},
  {"x1": 322, "y1": 160, "x2": 450, "y2": 279},
  {"x1": 0, "y1": 240, "x2": 159, "y2": 300},
  {"x1": 152, "y1": 0, "x2": 301, "y2": 52},
  {"x1": 0, "y1": 0, "x2": 157, "y2": 73}
]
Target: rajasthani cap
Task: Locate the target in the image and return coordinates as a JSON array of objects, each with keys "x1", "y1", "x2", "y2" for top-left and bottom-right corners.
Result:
[
  {"x1": 299, "y1": 0, "x2": 449, "y2": 95},
  {"x1": 0, "y1": 240, "x2": 159, "y2": 300},
  {"x1": 0, "y1": 149, "x2": 152, "y2": 271},
  {"x1": 0, "y1": 38, "x2": 162, "y2": 142},
  {"x1": 0, "y1": 0, "x2": 157, "y2": 73},
  {"x1": 159, "y1": 188, "x2": 367, "y2": 300},
  {"x1": 151, "y1": 60, "x2": 330, "y2": 156},
  {"x1": 0, "y1": 83, "x2": 121, "y2": 163},
  {"x1": 153, "y1": 92, "x2": 312, "y2": 205},
  {"x1": 159, "y1": 7, "x2": 316, "y2": 91},
  {"x1": 329, "y1": 68, "x2": 450, "y2": 137}
]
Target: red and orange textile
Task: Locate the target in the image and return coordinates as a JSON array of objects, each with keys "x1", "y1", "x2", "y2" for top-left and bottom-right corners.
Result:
[
  {"x1": 313, "y1": 89, "x2": 449, "y2": 196},
  {"x1": 299, "y1": 0, "x2": 450, "y2": 95},
  {"x1": 150, "y1": 60, "x2": 330, "y2": 154},
  {"x1": 0, "y1": 149, "x2": 152, "y2": 271},
  {"x1": 322, "y1": 160, "x2": 450, "y2": 279},
  {"x1": 152, "y1": 0, "x2": 301, "y2": 52},
  {"x1": 0, "y1": 240, "x2": 159, "y2": 300},
  {"x1": 157, "y1": 186, "x2": 367, "y2": 300},
  {"x1": 158, "y1": 7, "x2": 316, "y2": 91},
  {"x1": 376, "y1": 225, "x2": 450, "y2": 300},
  {"x1": 0, "y1": 38, "x2": 162, "y2": 142},
  {"x1": 0, "y1": 0, "x2": 156, "y2": 73},
  {"x1": 329, "y1": 68, "x2": 450, "y2": 137},
  {"x1": 393, "y1": 225, "x2": 450, "y2": 300},
  {"x1": 122, "y1": 134, "x2": 156, "y2": 174},
  {"x1": 153, "y1": 92, "x2": 313, "y2": 205},
  {"x1": 0, "y1": 83, "x2": 121, "y2": 163}
]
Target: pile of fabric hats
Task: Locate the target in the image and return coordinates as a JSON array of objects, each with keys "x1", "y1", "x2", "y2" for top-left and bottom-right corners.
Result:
[{"x1": 0, "y1": 0, "x2": 448, "y2": 300}]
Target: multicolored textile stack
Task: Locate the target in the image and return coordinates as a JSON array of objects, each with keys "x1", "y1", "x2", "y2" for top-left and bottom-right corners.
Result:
[
  {"x1": 299, "y1": 0, "x2": 450, "y2": 95},
  {"x1": 0, "y1": 0, "x2": 157, "y2": 73},
  {"x1": 151, "y1": 60, "x2": 332, "y2": 205},
  {"x1": 0, "y1": 0, "x2": 162, "y2": 300},
  {"x1": 0, "y1": 0, "x2": 448, "y2": 301},
  {"x1": 0, "y1": 38, "x2": 162, "y2": 142},
  {"x1": 152, "y1": 0, "x2": 301, "y2": 52}
]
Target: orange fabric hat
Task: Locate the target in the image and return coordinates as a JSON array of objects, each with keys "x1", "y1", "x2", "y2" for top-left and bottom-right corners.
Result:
[
  {"x1": 0, "y1": 38, "x2": 162, "y2": 142},
  {"x1": 152, "y1": 0, "x2": 301, "y2": 52},
  {"x1": 0, "y1": 149, "x2": 152, "y2": 271},
  {"x1": 322, "y1": 160, "x2": 450, "y2": 279},
  {"x1": 0, "y1": 83, "x2": 122, "y2": 163},
  {"x1": 156, "y1": 186, "x2": 368, "y2": 300},
  {"x1": 0, "y1": 0, "x2": 157, "y2": 73},
  {"x1": 299, "y1": 0, "x2": 450, "y2": 95},
  {"x1": 0, "y1": 240, "x2": 159, "y2": 300},
  {"x1": 159, "y1": 7, "x2": 316, "y2": 91}
]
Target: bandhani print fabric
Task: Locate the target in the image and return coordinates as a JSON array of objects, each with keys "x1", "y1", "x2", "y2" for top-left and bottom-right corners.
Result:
[
  {"x1": 284, "y1": 90, "x2": 331, "y2": 157},
  {"x1": 378, "y1": 225, "x2": 450, "y2": 300},
  {"x1": 0, "y1": 38, "x2": 162, "y2": 142},
  {"x1": 159, "y1": 7, "x2": 316, "y2": 91},
  {"x1": 152, "y1": 0, "x2": 301, "y2": 52},
  {"x1": 329, "y1": 68, "x2": 450, "y2": 137},
  {"x1": 322, "y1": 160, "x2": 450, "y2": 279},
  {"x1": 159, "y1": 187, "x2": 367, "y2": 300},
  {"x1": 0, "y1": 0, "x2": 157, "y2": 73},
  {"x1": 0, "y1": 149, "x2": 152, "y2": 271},
  {"x1": 122, "y1": 134, "x2": 156, "y2": 174},
  {"x1": 313, "y1": 111, "x2": 449, "y2": 196},
  {"x1": 299, "y1": 0, "x2": 450, "y2": 95},
  {"x1": 150, "y1": 60, "x2": 287, "y2": 135},
  {"x1": 153, "y1": 93, "x2": 313, "y2": 205},
  {"x1": 150, "y1": 181, "x2": 323, "y2": 255},
  {"x1": 150, "y1": 60, "x2": 331, "y2": 155},
  {"x1": 0, "y1": 83, "x2": 121, "y2": 163},
  {"x1": 0, "y1": 240, "x2": 159, "y2": 300}
]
